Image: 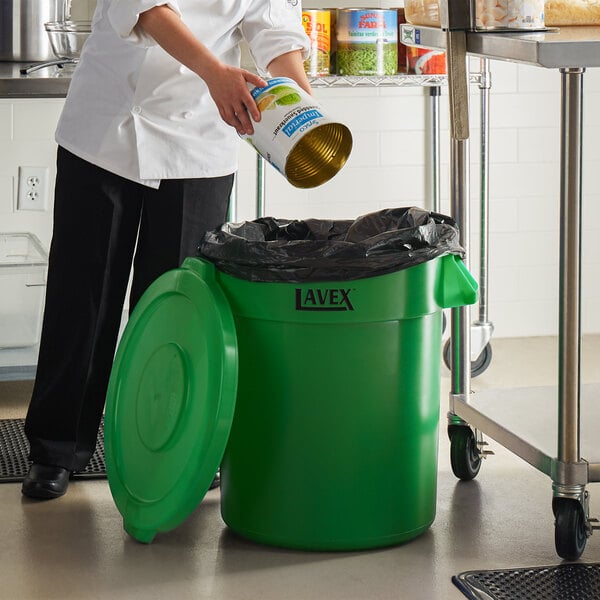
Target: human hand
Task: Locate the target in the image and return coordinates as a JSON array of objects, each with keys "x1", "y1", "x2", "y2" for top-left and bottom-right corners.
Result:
[{"x1": 203, "y1": 64, "x2": 267, "y2": 135}]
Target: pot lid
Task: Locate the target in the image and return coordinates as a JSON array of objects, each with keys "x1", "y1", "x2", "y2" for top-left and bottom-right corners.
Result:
[{"x1": 104, "y1": 258, "x2": 238, "y2": 543}]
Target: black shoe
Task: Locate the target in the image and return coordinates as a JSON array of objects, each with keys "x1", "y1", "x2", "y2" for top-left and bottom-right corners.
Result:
[{"x1": 21, "y1": 463, "x2": 71, "y2": 499}]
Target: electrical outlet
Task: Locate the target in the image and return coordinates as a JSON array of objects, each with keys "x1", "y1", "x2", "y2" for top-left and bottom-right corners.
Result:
[{"x1": 17, "y1": 166, "x2": 49, "y2": 211}]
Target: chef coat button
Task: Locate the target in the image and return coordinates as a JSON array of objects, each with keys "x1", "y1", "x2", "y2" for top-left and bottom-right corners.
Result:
[
  {"x1": 132, "y1": 105, "x2": 142, "y2": 114},
  {"x1": 183, "y1": 111, "x2": 194, "y2": 119}
]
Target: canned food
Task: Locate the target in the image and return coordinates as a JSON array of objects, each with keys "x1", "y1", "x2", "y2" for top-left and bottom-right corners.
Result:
[
  {"x1": 302, "y1": 10, "x2": 331, "y2": 76},
  {"x1": 336, "y1": 9, "x2": 398, "y2": 76},
  {"x1": 508, "y1": 0, "x2": 545, "y2": 29},
  {"x1": 242, "y1": 77, "x2": 353, "y2": 189},
  {"x1": 396, "y1": 8, "x2": 408, "y2": 74},
  {"x1": 406, "y1": 47, "x2": 446, "y2": 74},
  {"x1": 327, "y1": 8, "x2": 338, "y2": 74}
]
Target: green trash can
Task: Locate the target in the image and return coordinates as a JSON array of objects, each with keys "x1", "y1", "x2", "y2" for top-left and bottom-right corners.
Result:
[{"x1": 104, "y1": 209, "x2": 478, "y2": 549}]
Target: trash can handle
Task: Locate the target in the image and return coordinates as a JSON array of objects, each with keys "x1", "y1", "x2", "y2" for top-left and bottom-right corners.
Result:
[{"x1": 435, "y1": 254, "x2": 478, "y2": 309}]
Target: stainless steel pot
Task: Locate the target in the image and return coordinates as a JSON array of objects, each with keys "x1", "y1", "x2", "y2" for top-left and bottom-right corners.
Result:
[{"x1": 0, "y1": 0, "x2": 70, "y2": 61}]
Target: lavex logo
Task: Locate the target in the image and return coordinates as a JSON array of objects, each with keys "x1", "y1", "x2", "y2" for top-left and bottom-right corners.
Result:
[{"x1": 295, "y1": 288, "x2": 354, "y2": 311}]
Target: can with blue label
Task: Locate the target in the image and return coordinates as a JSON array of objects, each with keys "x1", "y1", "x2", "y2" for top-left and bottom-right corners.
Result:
[
  {"x1": 336, "y1": 9, "x2": 398, "y2": 76},
  {"x1": 242, "y1": 77, "x2": 353, "y2": 188}
]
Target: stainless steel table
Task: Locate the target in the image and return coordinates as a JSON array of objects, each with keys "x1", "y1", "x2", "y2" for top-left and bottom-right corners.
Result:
[
  {"x1": 0, "y1": 62, "x2": 71, "y2": 98},
  {"x1": 402, "y1": 24, "x2": 600, "y2": 559}
]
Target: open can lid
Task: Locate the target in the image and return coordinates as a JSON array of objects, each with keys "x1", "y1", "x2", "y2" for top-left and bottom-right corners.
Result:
[{"x1": 104, "y1": 258, "x2": 238, "y2": 543}]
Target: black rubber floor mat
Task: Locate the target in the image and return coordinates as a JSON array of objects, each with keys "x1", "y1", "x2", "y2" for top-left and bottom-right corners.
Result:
[
  {"x1": 453, "y1": 563, "x2": 600, "y2": 600},
  {"x1": 0, "y1": 418, "x2": 106, "y2": 482}
]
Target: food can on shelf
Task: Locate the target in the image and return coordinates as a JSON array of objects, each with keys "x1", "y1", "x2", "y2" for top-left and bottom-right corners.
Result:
[
  {"x1": 242, "y1": 77, "x2": 353, "y2": 189},
  {"x1": 302, "y1": 10, "x2": 331, "y2": 76},
  {"x1": 475, "y1": 0, "x2": 510, "y2": 28},
  {"x1": 396, "y1": 7, "x2": 408, "y2": 74},
  {"x1": 406, "y1": 47, "x2": 446, "y2": 74},
  {"x1": 507, "y1": 0, "x2": 545, "y2": 29},
  {"x1": 327, "y1": 8, "x2": 338, "y2": 74},
  {"x1": 336, "y1": 9, "x2": 398, "y2": 76}
]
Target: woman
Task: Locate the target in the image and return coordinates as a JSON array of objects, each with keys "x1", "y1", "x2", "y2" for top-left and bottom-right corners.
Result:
[{"x1": 22, "y1": 0, "x2": 310, "y2": 499}]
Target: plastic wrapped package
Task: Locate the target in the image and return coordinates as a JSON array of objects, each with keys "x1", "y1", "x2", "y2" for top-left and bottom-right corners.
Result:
[
  {"x1": 200, "y1": 207, "x2": 464, "y2": 283},
  {"x1": 476, "y1": 0, "x2": 511, "y2": 28},
  {"x1": 405, "y1": 0, "x2": 548, "y2": 28},
  {"x1": 404, "y1": 0, "x2": 441, "y2": 27},
  {"x1": 545, "y1": 0, "x2": 600, "y2": 25}
]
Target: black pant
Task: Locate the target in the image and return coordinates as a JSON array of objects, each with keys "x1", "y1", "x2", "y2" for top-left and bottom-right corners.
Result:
[{"x1": 24, "y1": 147, "x2": 233, "y2": 471}]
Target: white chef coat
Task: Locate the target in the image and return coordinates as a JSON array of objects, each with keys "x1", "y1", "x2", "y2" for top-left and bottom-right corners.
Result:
[{"x1": 55, "y1": 0, "x2": 310, "y2": 188}]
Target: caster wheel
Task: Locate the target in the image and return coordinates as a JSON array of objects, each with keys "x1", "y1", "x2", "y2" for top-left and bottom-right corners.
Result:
[
  {"x1": 443, "y1": 340, "x2": 493, "y2": 378},
  {"x1": 553, "y1": 497, "x2": 587, "y2": 560},
  {"x1": 471, "y1": 343, "x2": 493, "y2": 377},
  {"x1": 449, "y1": 425, "x2": 481, "y2": 481}
]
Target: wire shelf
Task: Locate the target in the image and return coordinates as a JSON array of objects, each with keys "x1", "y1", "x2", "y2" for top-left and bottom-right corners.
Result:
[{"x1": 308, "y1": 73, "x2": 482, "y2": 88}]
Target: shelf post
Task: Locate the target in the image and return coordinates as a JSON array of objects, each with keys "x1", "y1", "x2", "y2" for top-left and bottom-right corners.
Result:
[{"x1": 557, "y1": 67, "x2": 585, "y2": 469}]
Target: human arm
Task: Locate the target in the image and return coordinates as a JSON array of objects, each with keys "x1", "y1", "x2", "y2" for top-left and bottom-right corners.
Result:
[
  {"x1": 267, "y1": 50, "x2": 313, "y2": 96},
  {"x1": 137, "y1": 5, "x2": 266, "y2": 135}
]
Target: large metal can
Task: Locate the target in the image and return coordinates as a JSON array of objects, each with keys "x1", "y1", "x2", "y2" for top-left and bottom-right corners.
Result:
[
  {"x1": 302, "y1": 10, "x2": 331, "y2": 76},
  {"x1": 242, "y1": 77, "x2": 353, "y2": 188},
  {"x1": 336, "y1": 9, "x2": 398, "y2": 76}
]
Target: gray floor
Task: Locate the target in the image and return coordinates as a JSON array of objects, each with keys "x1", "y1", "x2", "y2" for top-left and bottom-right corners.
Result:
[{"x1": 1, "y1": 336, "x2": 600, "y2": 600}]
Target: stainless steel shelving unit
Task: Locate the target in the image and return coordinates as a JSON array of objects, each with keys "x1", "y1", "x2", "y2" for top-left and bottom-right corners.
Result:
[{"x1": 403, "y1": 23, "x2": 600, "y2": 560}]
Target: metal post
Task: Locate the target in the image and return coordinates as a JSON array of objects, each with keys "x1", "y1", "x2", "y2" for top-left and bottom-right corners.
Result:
[
  {"x1": 558, "y1": 67, "x2": 584, "y2": 466},
  {"x1": 450, "y1": 138, "x2": 471, "y2": 400},
  {"x1": 478, "y1": 58, "x2": 491, "y2": 325},
  {"x1": 256, "y1": 154, "x2": 266, "y2": 218},
  {"x1": 429, "y1": 86, "x2": 442, "y2": 214}
]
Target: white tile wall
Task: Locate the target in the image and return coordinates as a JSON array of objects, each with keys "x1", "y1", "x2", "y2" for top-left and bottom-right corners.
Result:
[
  {"x1": 2, "y1": 3, "x2": 600, "y2": 345},
  {"x1": 0, "y1": 99, "x2": 63, "y2": 251}
]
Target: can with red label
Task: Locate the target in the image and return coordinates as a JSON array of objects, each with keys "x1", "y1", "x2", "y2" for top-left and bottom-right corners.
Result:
[
  {"x1": 406, "y1": 47, "x2": 446, "y2": 74},
  {"x1": 302, "y1": 10, "x2": 331, "y2": 76}
]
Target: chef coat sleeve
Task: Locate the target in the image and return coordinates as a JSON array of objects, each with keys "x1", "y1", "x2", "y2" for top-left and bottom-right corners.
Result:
[
  {"x1": 107, "y1": 0, "x2": 182, "y2": 47},
  {"x1": 241, "y1": 0, "x2": 310, "y2": 75}
]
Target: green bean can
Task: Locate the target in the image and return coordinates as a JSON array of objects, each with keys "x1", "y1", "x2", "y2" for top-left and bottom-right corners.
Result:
[{"x1": 336, "y1": 9, "x2": 398, "y2": 76}]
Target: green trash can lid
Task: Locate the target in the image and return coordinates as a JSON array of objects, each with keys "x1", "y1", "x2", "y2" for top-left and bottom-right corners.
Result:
[{"x1": 104, "y1": 258, "x2": 238, "y2": 543}]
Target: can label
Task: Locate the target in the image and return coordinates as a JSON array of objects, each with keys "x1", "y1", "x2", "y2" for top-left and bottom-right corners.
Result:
[
  {"x1": 336, "y1": 9, "x2": 398, "y2": 76},
  {"x1": 476, "y1": 0, "x2": 509, "y2": 28},
  {"x1": 508, "y1": 0, "x2": 545, "y2": 28},
  {"x1": 242, "y1": 77, "x2": 350, "y2": 187},
  {"x1": 406, "y1": 47, "x2": 446, "y2": 74},
  {"x1": 302, "y1": 10, "x2": 331, "y2": 76}
]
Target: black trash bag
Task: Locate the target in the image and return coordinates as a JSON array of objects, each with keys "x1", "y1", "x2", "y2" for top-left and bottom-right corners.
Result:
[{"x1": 199, "y1": 206, "x2": 464, "y2": 283}]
